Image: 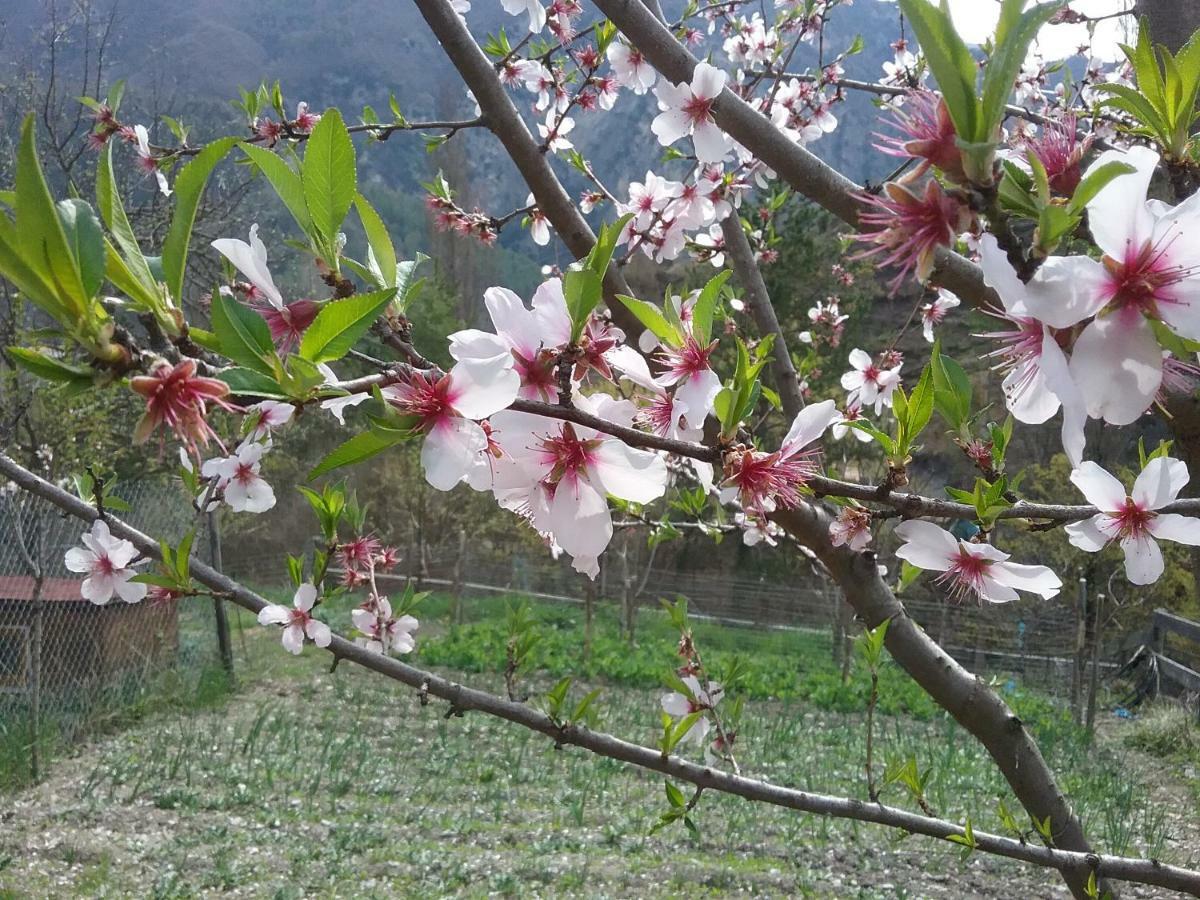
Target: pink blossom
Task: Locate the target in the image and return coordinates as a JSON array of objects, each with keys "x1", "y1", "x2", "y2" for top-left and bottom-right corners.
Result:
[
  {"x1": 1065, "y1": 458, "x2": 1200, "y2": 585},
  {"x1": 130, "y1": 359, "x2": 236, "y2": 450},
  {"x1": 132, "y1": 124, "x2": 171, "y2": 196},
  {"x1": 388, "y1": 355, "x2": 520, "y2": 491},
  {"x1": 352, "y1": 594, "x2": 418, "y2": 655},
  {"x1": 661, "y1": 674, "x2": 724, "y2": 745},
  {"x1": 64, "y1": 520, "x2": 147, "y2": 605},
  {"x1": 840, "y1": 349, "x2": 901, "y2": 414},
  {"x1": 652, "y1": 62, "x2": 732, "y2": 164},
  {"x1": 921, "y1": 289, "x2": 960, "y2": 343},
  {"x1": 606, "y1": 42, "x2": 656, "y2": 95},
  {"x1": 501, "y1": 0, "x2": 546, "y2": 32},
  {"x1": 830, "y1": 506, "x2": 873, "y2": 551},
  {"x1": 258, "y1": 583, "x2": 331, "y2": 654},
  {"x1": 202, "y1": 441, "x2": 276, "y2": 513},
  {"x1": 894, "y1": 520, "x2": 1061, "y2": 604}
]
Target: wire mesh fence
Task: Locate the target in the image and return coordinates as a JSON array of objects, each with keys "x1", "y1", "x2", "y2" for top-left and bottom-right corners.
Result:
[{"x1": 0, "y1": 480, "x2": 227, "y2": 785}]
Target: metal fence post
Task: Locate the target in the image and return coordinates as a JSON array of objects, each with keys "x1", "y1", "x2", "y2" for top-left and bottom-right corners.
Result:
[
  {"x1": 1086, "y1": 592, "x2": 1104, "y2": 738},
  {"x1": 207, "y1": 510, "x2": 234, "y2": 676},
  {"x1": 1071, "y1": 577, "x2": 1087, "y2": 724}
]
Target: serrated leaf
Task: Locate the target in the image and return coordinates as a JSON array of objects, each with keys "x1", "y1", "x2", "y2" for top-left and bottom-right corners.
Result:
[
  {"x1": 690, "y1": 269, "x2": 731, "y2": 344},
  {"x1": 302, "y1": 108, "x2": 357, "y2": 254},
  {"x1": 354, "y1": 194, "x2": 397, "y2": 289},
  {"x1": 309, "y1": 429, "x2": 406, "y2": 479},
  {"x1": 163, "y1": 137, "x2": 238, "y2": 304},
  {"x1": 96, "y1": 140, "x2": 157, "y2": 302},
  {"x1": 615, "y1": 295, "x2": 679, "y2": 345},
  {"x1": 55, "y1": 199, "x2": 105, "y2": 300},
  {"x1": 7, "y1": 347, "x2": 94, "y2": 384},
  {"x1": 218, "y1": 367, "x2": 289, "y2": 398},
  {"x1": 211, "y1": 290, "x2": 275, "y2": 374},
  {"x1": 298, "y1": 288, "x2": 396, "y2": 363},
  {"x1": 241, "y1": 143, "x2": 314, "y2": 237}
]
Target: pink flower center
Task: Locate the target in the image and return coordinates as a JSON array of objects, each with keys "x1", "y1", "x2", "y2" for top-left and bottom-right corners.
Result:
[
  {"x1": 94, "y1": 554, "x2": 116, "y2": 577},
  {"x1": 1104, "y1": 237, "x2": 1193, "y2": 316},
  {"x1": 660, "y1": 336, "x2": 714, "y2": 380},
  {"x1": 725, "y1": 448, "x2": 818, "y2": 514},
  {"x1": 935, "y1": 545, "x2": 992, "y2": 604},
  {"x1": 1110, "y1": 497, "x2": 1155, "y2": 540},
  {"x1": 682, "y1": 93, "x2": 715, "y2": 126},
  {"x1": 233, "y1": 461, "x2": 257, "y2": 485},
  {"x1": 393, "y1": 372, "x2": 457, "y2": 431},
  {"x1": 538, "y1": 423, "x2": 601, "y2": 483}
]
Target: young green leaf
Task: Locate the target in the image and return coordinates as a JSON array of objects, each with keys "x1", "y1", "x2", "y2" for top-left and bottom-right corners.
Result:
[
  {"x1": 309, "y1": 428, "x2": 406, "y2": 480},
  {"x1": 211, "y1": 290, "x2": 276, "y2": 375},
  {"x1": 298, "y1": 288, "x2": 397, "y2": 363},
  {"x1": 162, "y1": 137, "x2": 239, "y2": 304},
  {"x1": 302, "y1": 108, "x2": 357, "y2": 259},
  {"x1": 241, "y1": 143, "x2": 315, "y2": 237}
]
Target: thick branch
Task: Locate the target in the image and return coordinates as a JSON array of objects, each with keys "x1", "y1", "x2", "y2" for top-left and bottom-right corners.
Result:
[
  {"x1": 412, "y1": 0, "x2": 644, "y2": 340},
  {"x1": 720, "y1": 216, "x2": 805, "y2": 419},
  {"x1": 0, "y1": 452, "x2": 1195, "y2": 895},
  {"x1": 591, "y1": 0, "x2": 998, "y2": 312}
]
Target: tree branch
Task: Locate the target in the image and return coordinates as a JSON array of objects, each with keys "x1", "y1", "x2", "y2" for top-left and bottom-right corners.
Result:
[{"x1": 0, "y1": 451, "x2": 1195, "y2": 896}]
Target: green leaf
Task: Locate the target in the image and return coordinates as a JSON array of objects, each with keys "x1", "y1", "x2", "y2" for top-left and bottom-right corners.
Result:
[
  {"x1": 905, "y1": 364, "x2": 935, "y2": 444},
  {"x1": 211, "y1": 290, "x2": 276, "y2": 374},
  {"x1": 931, "y1": 343, "x2": 973, "y2": 431},
  {"x1": 55, "y1": 199, "x2": 106, "y2": 300},
  {"x1": 980, "y1": 2, "x2": 1065, "y2": 142},
  {"x1": 7, "y1": 347, "x2": 94, "y2": 384},
  {"x1": 1068, "y1": 160, "x2": 1136, "y2": 212},
  {"x1": 96, "y1": 140, "x2": 157, "y2": 300},
  {"x1": 309, "y1": 429, "x2": 406, "y2": 480},
  {"x1": 302, "y1": 108, "x2": 357, "y2": 255},
  {"x1": 615, "y1": 295, "x2": 679, "y2": 345},
  {"x1": 241, "y1": 143, "x2": 314, "y2": 237},
  {"x1": 218, "y1": 367, "x2": 289, "y2": 398},
  {"x1": 690, "y1": 269, "x2": 731, "y2": 344},
  {"x1": 564, "y1": 268, "x2": 604, "y2": 342},
  {"x1": 898, "y1": 0, "x2": 979, "y2": 141},
  {"x1": 298, "y1": 288, "x2": 397, "y2": 363},
  {"x1": 354, "y1": 194, "x2": 397, "y2": 289},
  {"x1": 16, "y1": 115, "x2": 87, "y2": 315},
  {"x1": 162, "y1": 137, "x2": 238, "y2": 305},
  {"x1": 665, "y1": 781, "x2": 686, "y2": 808}
]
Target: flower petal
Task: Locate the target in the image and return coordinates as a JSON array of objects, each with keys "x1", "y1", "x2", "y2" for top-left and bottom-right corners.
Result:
[
  {"x1": 780, "y1": 399, "x2": 839, "y2": 457},
  {"x1": 892, "y1": 520, "x2": 957, "y2": 572},
  {"x1": 1132, "y1": 456, "x2": 1190, "y2": 511},
  {"x1": 1120, "y1": 532, "x2": 1164, "y2": 585},
  {"x1": 1084, "y1": 145, "x2": 1158, "y2": 259},
  {"x1": 590, "y1": 440, "x2": 668, "y2": 504},
  {"x1": 1148, "y1": 512, "x2": 1200, "y2": 546},
  {"x1": 1068, "y1": 311, "x2": 1161, "y2": 426},
  {"x1": 1070, "y1": 462, "x2": 1127, "y2": 511}
]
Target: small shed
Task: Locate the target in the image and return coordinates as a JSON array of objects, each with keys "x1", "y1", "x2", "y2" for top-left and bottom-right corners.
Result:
[{"x1": 0, "y1": 575, "x2": 179, "y2": 697}]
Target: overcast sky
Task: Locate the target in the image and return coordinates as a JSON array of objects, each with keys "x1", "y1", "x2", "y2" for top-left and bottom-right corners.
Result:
[{"x1": 884, "y1": 0, "x2": 1134, "y2": 61}]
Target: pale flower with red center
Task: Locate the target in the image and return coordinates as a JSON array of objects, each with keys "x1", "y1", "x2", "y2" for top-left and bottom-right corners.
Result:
[
  {"x1": 894, "y1": 520, "x2": 1062, "y2": 604},
  {"x1": 852, "y1": 178, "x2": 971, "y2": 294},
  {"x1": 130, "y1": 359, "x2": 237, "y2": 450},
  {"x1": 64, "y1": 520, "x2": 147, "y2": 605},
  {"x1": 921, "y1": 289, "x2": 960, "y2": 343},
  {"x1": 1065, "y1": 458, "x2": 1200, "y2": 585},
  {"x1": 448, "y1": 279, "x2": 572, "y2": 402},
  {"x1": 487, "y1": 403, "x2": 668, "y2": 572},
  {"x1": 831, "y1": 403, "x2": 874, "y2": 443},
  {"x1": 132, "y1": 124, "x2": 171, "y2": 196},
  {"x1": 625, "y1": 170, "x2": 682, "y2": 231},
  {"x1": 293, "y1": 101, "x2": 321, "y2": 133},
  {"x1": 830, "y1": 505, "x2": 873, "y2": 551},
  {"x1": 388, "y1": 355, "x2": 521, "y2": 491},
  {"x1": 652, "y1": 62, "x2": 732, "y2": 164},
  {"x1": 722, "y1": 399, "x2": 840, "y2": 518},
  {"x1": 352, "y1": 595, "x2": 419, "y2": 656},
  {"x1": 339, "y1": 535, "x2": 382, "y2": 572},
  {"x1": 1017, "y1": 147, "x2": 1200, "y2": 426},
  {"x1": 212, "y1": 225, "x2": 285, "y2": 309},
  {"x1": 840, "y1": 349, "x2": 901, "y2": 414},
  {"x1": 607, "y1": 42, "x2": 656, "y2": 95},
  {"x1": 607, "y1": 344, "x2": 702, "y2": 443},
  {"x1": 655, "y1": 336, "x2": 722, "y2": 426},
  {"x1": 1016, "y1": 114, "x2": 1090, "y2": 195},
  {"x1": 257, "y1": 583, "x2": 331, "y2": 655},
  {"x1": 661, "y1": 674, "x2": 724, "y2": 745},
  {"x1": 247, "y1": 400, "x2": 295, "y2": 440},
  {"x1": 202, "y1": 441, "x2": 276, "y2": 513}
]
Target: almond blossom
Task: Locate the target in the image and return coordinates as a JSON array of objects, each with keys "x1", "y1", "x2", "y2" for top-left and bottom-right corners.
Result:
[
  {"x1": 201, "y1": 441, "x2": 276, "y2": 513},
  {"x1": 247, "y1": 400, "x2": 295, "y2": 440},
  {"x1": 258, "y1": 583, "x2": 331, "y2": 655},
  {"x1": 387, "y1": 355, "x2": 520, "y2": 491},
  {"x1": 840, "y1": 349, "x2": 900, "y2": 414},
  {"x1": 893, "y1": 520, "x2": 1062, "y2": 604},
  {"x1": 352, "y1": 594, "x2": 419, "y2": 655},
  {"x1": 652, "y1": 62, "x2": 732, "y2": 164},
  {"x1": 921, "y1": 289, "x2": 960, "y2": 343},
  {"x1": 830, "y1": 505, "x2": 873, "y2": 551},
  {"x1": 607, "y1": 42, "x2": 656, "y2": 95},
  {"x1": 487, "y1": 400, "x2": 668, "y2": 575},
  {"x1": 723, "y1": 399, "x2": 840, "y2": 518},
  {"x1": 661, "y1": 674, "x2": 724, "y2": 745},
  {"x1": 1065, "y1": 458, "x2": 1200, "y2": 585},
  {"x1": 448, "y1": 279, "x2": 572, "y2": 402},
  {"x1": 1017, "y1": 147, "x2": 1200, "y2": 426},
  {"x1": 132, "y1": 124, "x2": 171, "y2": 196},
  {"x1": 501, "y1": 0, "x2": 545, "y2": 33},
  {"x1": 64, "y1": 520, "x2": 147, "y2": 605}
]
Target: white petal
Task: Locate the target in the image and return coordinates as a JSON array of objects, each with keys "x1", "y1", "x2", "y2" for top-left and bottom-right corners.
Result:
[
  {"x1": 114, "y1": 575, "x2": 147, "y2": 604},
  {"x1": 691, "y1": 119, "x2": 731, "y2": 164},
  {"x1": 1084, "y1": 145, "x2": 1158, "y2": 259},
  {"x1": 978, "y1": 575, "x2": 1019, "y2": 604},
  {"x1": 305, "y1": 619, "x2": 332, "y2": 648},
  {"x1": 1148, "y1": 512, "x2": 1200, "y2": 546},
  {"x1": 674, "y1": 367, "x2": 722, "y2": 423},
  {"x1": 1021, "y1": 256, "x2": 1110, "y2": 329},
  {"x1": 651, "y1": 108, "x2": 692, "y2": 147},
  {"x1": 1068, "y1": 312, "x2": 1161, "y2": 425},
  {"x1": 549, "y1": 474, "x2": 613, "y2": 558},
  {"x1": 1132, "y1": 456, "x2": 1190, "y2": 510},
  {"x1": 992, "y1": 562, "x2": 1061, "y2": 599},
  {"x1": 258, "y1": 604, "x2": 291, "y2": 626},
  {"x1": 892, "y1": 520, "x2": 957, "y2": 571},
  {"x1": 1120, "y1": 532, "x2": 1164, "y2": 585},
  {"x1": 978, "y1": 235, "x2": 1031, "y2": 317},
  {"x1": 448, "y1": 328, "x2": 510, "y2": 363},
  {"x1": 448, "y1": 359, "x2": 520, "y2": 420},
  {"x1": 590, "y1": 440, "x2": 668, "y2": 504},
  {"x1": 211, "y1": 225, "x2": 284, "y2": 308},
  {"x1": 1036, "y1": 328, "x2": 1087, "y2": 467},
  {"x1": 484, "y1": 286, "x2": 541, "y2": 358},
  {"x1": 780, "y1": 399, "x2": 839, "y2": 456},
  {"x1": 64, "y1": 547, "x2": 95, "y2": 573},
  {"x1": 1065, "y1": 516, "x2": 1111, "y2": 552},
  {"x1": 80, "y1": 575, "x2": 114, "y2": 605},
  {"x1": 293, "y1": 583, "x2": 318, "y2": 612},
  {"x1": 281, "y1": 624, "x2": 305, "y2": 654},
  {"x1": 661, "y1": 692, "x2": 690, "y2": 717},
  {"x1": 422, "y1": 418, "x2": 488, "y2": 491},
  {"x1": 531, "y1": 278, "x2": 572, "y2": 348},
  {"x1": 1070, "y1": 462, "x2": 1127, "y2": 511}
]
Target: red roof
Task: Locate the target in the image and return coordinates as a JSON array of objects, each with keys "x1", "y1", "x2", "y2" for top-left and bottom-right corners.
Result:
[{"x1": 0, "y1": 576, "x2": 86, "y2": 602}]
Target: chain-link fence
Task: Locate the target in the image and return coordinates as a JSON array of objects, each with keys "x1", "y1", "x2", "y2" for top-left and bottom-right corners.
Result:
[{"x1": 0, "y1": 480, "x2": 228, "y2": 786}]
